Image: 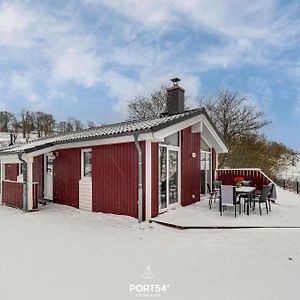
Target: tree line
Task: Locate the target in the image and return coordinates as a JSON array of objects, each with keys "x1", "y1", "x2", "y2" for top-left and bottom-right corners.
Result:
[
  {"x1": 127, "y1": 86, "x2": 298, "y2": 179},
  {"x1": 0, "y1": 109, "x2": 96, "y2": 140}
]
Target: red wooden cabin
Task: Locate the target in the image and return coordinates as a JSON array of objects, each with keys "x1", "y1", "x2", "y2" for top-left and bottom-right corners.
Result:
[{"x1": 0, "y1": 80, "x2": 228, "y2": 221}]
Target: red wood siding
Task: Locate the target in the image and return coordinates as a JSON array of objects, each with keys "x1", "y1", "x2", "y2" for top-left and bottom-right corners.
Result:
[
  {"x1": 181, "y1": 127, "x2": 201, "y2": 206},
  {"x1": 5, "y1": 164, "x2": 19, "y2": 181},
  {"x1": 92, "y1": 142, "x2": 146, "y2": 219},
  {"x1": 217, "y1": 169, "x2": 270, "y2": 191},
  {"x1": 2, "y1": 181, "x2": 23, "y2": 209},
  {"x1": 151, "y1": 143, "x2": 159, "y2": 218},
  {"x1": 32, "y1": 182, "x2": 39, "y2": 210},
  {"x1": 33, "y1": 155, "x2": 44, "y2": 200},
  {"x1": 53, "y1": 148, "x2": 81, "y2": 208}
]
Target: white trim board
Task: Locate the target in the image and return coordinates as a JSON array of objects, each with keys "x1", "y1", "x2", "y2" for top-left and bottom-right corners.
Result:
[{"x1": 1, "y1": 112, "x2": 227, "y2": 160}]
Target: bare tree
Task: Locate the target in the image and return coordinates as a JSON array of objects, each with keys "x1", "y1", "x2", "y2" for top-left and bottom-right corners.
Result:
[
  {"x1": 196, "y1": 90, "x2": 271, "y2": 168},
  {"x1": 56, "y1": 117, "x2": 83, "y2": 134},
  {"x1": 42, "y1": 113, "x2": 55, "y2": 137},
  {"x1": 56, "y1": 121, "x2": 68, "y2": 134},
  {"x1": 128, "y1": 85, "x2": 168, "y2": 120},
  {"x1": 20, "y1": 109, "x2": 34, "y2": 138},
  {"x1": 87, "y1": 120, "x2": 96, "y2": 129},
  {"x1": 196, "y1": 90, "x2": 271, "y2": 145},
  {"x1": 33, "y1": 111, "x2": 45, "y2": 138},
  {"x1": 0, "y1": 111, "x2": 16, "y2": 132},
  {"x1": 66, "y1": 117, "x2": 83, "y2": 132}
]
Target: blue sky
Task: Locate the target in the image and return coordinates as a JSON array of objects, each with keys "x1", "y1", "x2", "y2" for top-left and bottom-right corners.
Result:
[{"x1": 0, "y1": 0, "x2": 300, "y2": 150}]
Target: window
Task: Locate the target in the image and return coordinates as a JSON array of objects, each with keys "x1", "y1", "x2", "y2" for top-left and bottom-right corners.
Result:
[{"x1": 82, "y1": 149, "x2": 92, "y2": 178}]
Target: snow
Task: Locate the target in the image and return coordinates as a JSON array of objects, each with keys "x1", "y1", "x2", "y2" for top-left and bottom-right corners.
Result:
[
  {"x1": 0, "y1": 132, "x2": 38, "y2": 148},
  {"x1": 0, "y1": 188, "x2": 299, "y2": 300},
  {"x1": 153, "y1": 187, "x2": 300, "y2": 227},
  {"x1": 280, "y1": 155, "x2": 300, "y2": 181}
]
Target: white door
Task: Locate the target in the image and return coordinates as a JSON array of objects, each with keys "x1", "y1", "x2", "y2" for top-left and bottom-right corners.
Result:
[{"x1": 44, "y1": 154, "x2": 53, "y2": 200}]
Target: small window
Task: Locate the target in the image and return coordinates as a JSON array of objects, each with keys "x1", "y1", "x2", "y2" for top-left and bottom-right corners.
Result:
[
  {"x1": 82, "y1": 150, "x2": 92, "y2": 178},
  {"x1": 164, "y1": 132, "x2": 179, "y2": 146}
]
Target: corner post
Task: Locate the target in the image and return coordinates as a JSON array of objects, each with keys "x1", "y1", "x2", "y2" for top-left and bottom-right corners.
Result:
[
  {"x1": 145, "y1": 140, "x2": 152, "y2": 221},
  {"x1": 133, "y1": 134, "x2": 143, "y2": 223},
  {"x1": 27, "y1": 157, "x2": 34, "y2": 211}
]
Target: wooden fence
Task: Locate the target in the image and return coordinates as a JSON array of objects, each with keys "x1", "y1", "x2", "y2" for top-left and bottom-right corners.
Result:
[{"x1": 216, "y1": 168, "x2": 273, "y2": 191}]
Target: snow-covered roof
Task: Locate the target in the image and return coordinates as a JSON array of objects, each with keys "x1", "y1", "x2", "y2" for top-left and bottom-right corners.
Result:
[{"x1": 0, "y1": 108, "x2": 219, "y2": 155}]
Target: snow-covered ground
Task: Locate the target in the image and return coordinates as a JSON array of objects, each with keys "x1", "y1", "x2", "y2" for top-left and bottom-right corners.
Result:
[
  {"x1": 0, "y1": 132, "x2": 38, "y2": 148},
  {"x1": 153, "y1": 187, "x2": 300, "y2": 227},
  {"x1": 0, "y1": 188, "x2": 300, "y2": 300},
  {"x1": 280, "y1": 154, "x2": 300, "y2": 181}
]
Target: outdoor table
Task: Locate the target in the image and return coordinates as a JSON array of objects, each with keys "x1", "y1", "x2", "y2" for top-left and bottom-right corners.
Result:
[{"x1": 236, "y1": 186, "x2": 256, "y2": 215}]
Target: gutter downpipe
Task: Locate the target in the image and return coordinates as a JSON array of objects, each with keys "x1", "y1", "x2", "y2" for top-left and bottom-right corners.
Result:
[
  {"x1": 18, "y1": 152, "x2": 28, "y2": 212},
  {"x1": 133, "y1": 134, "x2": 143, "y2": 223}
]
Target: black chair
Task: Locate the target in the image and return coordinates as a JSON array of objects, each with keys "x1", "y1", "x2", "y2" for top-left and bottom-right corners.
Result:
[
  {"x1": 267, "y1": 183, "x2": 274, "y2": 212},
  {"x1": 239, "y1": 181, "x2": 254, "y2": 212},
  {"x1": 213, "y1": 180, "x2": 222, "y2": 189},
  {"x1": 207, "y1": 183, "x2": 216, "y2": 209},
  {"x1": 241, "y1": 181, "x2": 252, "y2": 187},
  {"x1": 252, "y1": 185, "x2": 270, "y2": 215},
  {"x1": 220, "y1": 185, "x2": 241, "y2": 218}
]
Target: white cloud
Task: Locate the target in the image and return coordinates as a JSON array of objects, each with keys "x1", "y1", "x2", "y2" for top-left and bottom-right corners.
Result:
[
  {"x1": 0, "y1": 2, "x2": 35, "y2": 48},
  {"x1": 0, "y1": 0, "x2": 300, "y2": 120},
  {"x1": 83, "y1": 0, "x2": 300, "y2": 72},
  {"x1": 50, "y1": 44, "x2": 102, "y2": 88},
  {"x1": 10, "y1": 72, "x2": 41, "y2": 104},
  {"x1": 83, "y1": 0, "x2": 300, "y2": 45},
  {"x1": 0, "y1": 1, "x2": 103, "y2": 88}
]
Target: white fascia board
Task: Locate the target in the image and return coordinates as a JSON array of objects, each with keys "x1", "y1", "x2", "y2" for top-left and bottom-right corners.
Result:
[
  {"x1": 201, "y1": 115, "x2": 228, "y2": 153},
  {"x1": 23, "y1": 133, "x2": 155, "y2": 158},
  {"x1": 151, "y1": 114, "x2": 228, "y2": 154},
  {"x1": 191, "y1": 121, "x2": 202, "y2": 133},
  {"x1": 0, "y1": 155, "x2": 20, "y2": 164},
  {"x1": 152, "y1": 115, "x2": 203, "y2": 140}
]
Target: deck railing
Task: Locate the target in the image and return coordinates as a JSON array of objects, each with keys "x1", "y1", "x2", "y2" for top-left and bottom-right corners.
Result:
[
  {"x1": 275, "y1": 177, "x2": 300, "y2": 194},
  {"x1": 2, "y1": 180, "x2": 39, "y2": 210},
  {"x1": 216, "y1": 168, "x2": 274, "y2": 191},
  {"x1": 2, "y1": 180, "x2": 23, "y2": 209}
]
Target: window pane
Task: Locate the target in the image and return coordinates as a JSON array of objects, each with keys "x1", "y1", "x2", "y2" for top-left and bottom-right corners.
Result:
[
  {"x1": 169, "y1": 150, "x2": 178, "y2": 204},
  {"x1": 159, "y1": 147, "x2": 167, "y2": 209},
  {"x1": 47, "y1": 156, "x2": 53, "y2": 175},
  {"x1": 84, "y1": 151, "x2": 92, "y2": 177}
]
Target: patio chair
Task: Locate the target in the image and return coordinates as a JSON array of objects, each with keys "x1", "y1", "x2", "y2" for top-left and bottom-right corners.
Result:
[
  {"x1": 220, "y1": 185, "x2": 241, "y2": 217},
  {"x1": 207, "y1": 183, "x2": 216, "y2": 209},
  {"x1": 251, "y1": 185, "x2": 270, "y2": 215},
  {"x1": 238, "y1": 181, "x2": 254, "y2": 212},
  {"x1": 241, "y1": 181, "x2": 252, "y2": 187},
  {"x1": 213, "y1": 180, "x2": 222, "y2": 201},
  {"x1": 213, "y1": 180, "x2": 222, "y2": 189},
  {"x1": 267, "y1": 182, "x2": 275, "y2": 212}
]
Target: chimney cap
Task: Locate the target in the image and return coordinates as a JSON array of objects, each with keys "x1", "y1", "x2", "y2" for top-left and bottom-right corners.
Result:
[{"x1": 170, "y1": 78, "x2": 181, "y2": 85}]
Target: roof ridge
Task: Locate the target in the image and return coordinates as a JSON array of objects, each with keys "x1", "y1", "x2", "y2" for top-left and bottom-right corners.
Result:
[{"x1": 0, "y1": 108, "x2": 205, "y2": 154}]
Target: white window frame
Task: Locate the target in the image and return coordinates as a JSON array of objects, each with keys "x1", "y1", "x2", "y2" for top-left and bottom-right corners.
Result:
[
  {"x1": 158, "y1": 136, "x2": 181, "y2": 213},
  {"x1": 81, "y1": 148, "x2": 92, "y2": 180},
  {"x1": 200, "y1": 150, "x2": 212, "y2": 195}
]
